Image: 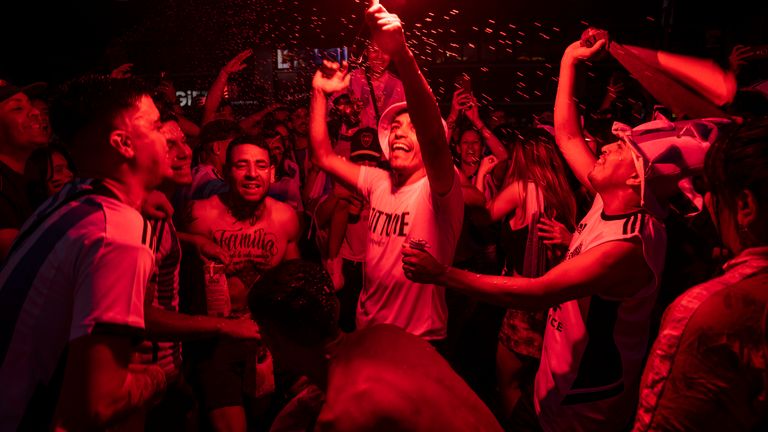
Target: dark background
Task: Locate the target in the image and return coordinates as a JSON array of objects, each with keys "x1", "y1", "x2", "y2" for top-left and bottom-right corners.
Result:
[{"x1": 2, "y1": 0, "x2": 766, "y2": 115}]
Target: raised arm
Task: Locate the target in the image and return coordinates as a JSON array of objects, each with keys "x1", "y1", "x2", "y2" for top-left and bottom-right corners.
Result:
[
  {"x1": 464, "y1": 95, "x2": 508, "y2": 161},
  {"x1": 366, "y1": 0, "x2": 455, "y2": 195},
  {"x1": 554, "y1": 38, "x2": 606, "y2": 194},
  {"x1": 239, "y1": 103, "x2": 285, "y2": 134},
  {"x1": 309, "y1": 61, "x2": 362, "y2": 190},
  {"x1": 203, "y1": 49, "x2": 252, "y2": 125}
]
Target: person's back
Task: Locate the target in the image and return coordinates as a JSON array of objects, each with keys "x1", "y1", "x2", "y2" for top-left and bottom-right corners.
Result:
[
  {"x1": 636, "y1": 269, "x2": 768, "y2": 431},
  {"x1": 0, "y1": 180, "x2": 153, "y2": 429},
  {"x1": 318, "y1": 324, "x2": 502, "y2": 432},
  {"x1": 634, "y1": 117, "x2": 768, "y2": 432}
]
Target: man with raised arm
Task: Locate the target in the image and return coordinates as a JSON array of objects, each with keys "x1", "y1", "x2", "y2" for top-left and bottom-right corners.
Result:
[
  {"x1": 308, "y1": 0, "x2": 463, "y2": 344},
  {"x1": 402, "y1": 33, "x2": 727, "y2": 431}
]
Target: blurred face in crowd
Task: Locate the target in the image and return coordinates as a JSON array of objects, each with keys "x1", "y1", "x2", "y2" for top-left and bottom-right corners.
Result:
[
  {"x1": 227, "y1": 143, "x2": 273, "y2": 203},
  {"x1": 587, "y1": 139, "x2": 640, "y2": 193},
  {"x1": 30, "y1": 99, "x2": 52, "y2": 142},
  {"x1": 332, "y1": 95, "x2": 361, "y2": 128},
  {"x1": 273, "y1": 108, "x2": 291, "y2": 122},
  {"x1": 117, "y1": 95, "x2": 171, "y2": 190},
  {"x1": 367, "y1": 43, "x2": 391, "y2": 77},
  {"x1": 274, "y1": 124, "x2": 290, "y2": 139},
  {"x1": 161, "y1": 120, "x2": 193, "y2": 185},
  {"x1": 459, "y1": 130, "x2": 482, "y2": 171},
  {"x1": 266, "y1": 134, "x2": 285, "y2": 164},
  {"x1": 46, "y1": 151, "x2": 74, "y2": 195},
  {"x1": 291, "y1": 107, "x2": 309, "y2": 136},
  {"x1": 388, "y1": 112, "x2": 424, "y2": 175},
  {"x1": 0, "y1": 92, "x2": 49, "y2": 153}
]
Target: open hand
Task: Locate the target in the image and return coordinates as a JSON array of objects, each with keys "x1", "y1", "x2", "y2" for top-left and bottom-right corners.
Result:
[
  {"x1": 222, "y1": 49, "x2": 253, "y2": 75},
  {"x1": 729, "y1": 45, "x2": 752, "y2": 73},
  {"x1": 312, "y1": 60, "x2": 351, "y2": 94}
]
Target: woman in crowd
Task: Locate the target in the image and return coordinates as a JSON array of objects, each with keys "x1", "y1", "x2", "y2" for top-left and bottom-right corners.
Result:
[
  {"x1": 484, "y1": 126, "x2": 576, "y2": 427},
  {"x1": 24, "y1": 144, "x2": 75, "y2": 208},
  {"x1": 265, "y1": 128, "x2": 303, "y2": 212}
]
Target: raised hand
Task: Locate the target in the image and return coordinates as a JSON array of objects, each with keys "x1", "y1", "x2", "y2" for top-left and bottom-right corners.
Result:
[
  {"x1": 312, "y1": 60, "x2": 351, "y2": 94},
  {"x1": 728, "y1": 45, "x2": 753, "y2": 73},
  {"x1": 563, "y1": 28, "x2": 608, "y2": 65},
  {"x1": 464, "y1": 94, "x2": 482, "y2": 126},
  {"x1": 366, "y1": 0, "x2": 407, "y2": 60},
  {"x1": 222, "y1": 49, "x2": 253, "y2": 75},
  {"x1": 449, "y1": 88, "x2": 472, "y2": 120}
]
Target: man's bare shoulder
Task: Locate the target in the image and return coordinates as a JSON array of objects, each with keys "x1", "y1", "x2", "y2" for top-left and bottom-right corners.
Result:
[
  {"x1": 317, "y1": 377, "x2": 415, "y2": 432},
  {"x1": 265, "y1": 197, "x2": 298, "y2": 218},
  {"x1": 184, "y1": 195, "x2": 227, "y2": 229}
]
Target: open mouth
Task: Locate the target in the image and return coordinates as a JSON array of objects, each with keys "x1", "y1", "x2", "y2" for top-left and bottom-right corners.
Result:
[
  {"x1": 391, "y1": 142, "x2": 411, "y2": 153},
  {"x1": 241, "y1": 183, "x2": 262, "y2": 191},
  {"x1": 171, "y1": 161, "x2": 191, "y2": 171}
]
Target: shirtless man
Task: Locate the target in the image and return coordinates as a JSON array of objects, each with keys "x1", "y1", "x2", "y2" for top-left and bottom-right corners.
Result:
[
  {"x1": 250, "y1": 260, "x2": 503, "y2": 432},
  {"x1": 184, "y1": 133, "x2": 300, "y2": 432}
]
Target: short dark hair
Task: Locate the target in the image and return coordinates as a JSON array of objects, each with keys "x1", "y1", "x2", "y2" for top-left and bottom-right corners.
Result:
[
  {"x1": 151, "y1": 94, "x2": 179, "y2": 124},
  {"x1": 704, "y1": 116, "x2": 768, "y2": 231},
  {"x1": 199, "y1": 119, "x2": 243, "y2": 149},
  {"x1": 225, "y1": 134, "x2": 275, "y2": 167},
  {"x1": 248, "y1": 260, "x2": 340, "y2": 346},
  {"x1": 50, "y1": 75, "x2": 151, "y2": 151}
]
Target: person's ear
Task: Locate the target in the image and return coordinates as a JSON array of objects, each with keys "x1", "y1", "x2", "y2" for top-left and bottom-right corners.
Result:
[
  {"x1": 269, "y1": 166, "x2": 276, "y2": 183},
  {"x1": 626, "y1": 172, "x2": 642, "y2": 188},
  {"x1": 735, "y1": 189, "x2": 758, "y2": 229},
  {"x1": 109, "y1": 130, "x2": 134, "y2": 159}
]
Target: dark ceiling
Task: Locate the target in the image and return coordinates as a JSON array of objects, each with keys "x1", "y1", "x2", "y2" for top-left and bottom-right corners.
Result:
[{"x1": 1, "y1": 0, "x2": 765, "y2": 113}]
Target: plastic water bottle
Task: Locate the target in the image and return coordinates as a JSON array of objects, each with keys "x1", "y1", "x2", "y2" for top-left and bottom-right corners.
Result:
[{"x1": 205, "y1": 262, "x2": 231, "y2": 317}]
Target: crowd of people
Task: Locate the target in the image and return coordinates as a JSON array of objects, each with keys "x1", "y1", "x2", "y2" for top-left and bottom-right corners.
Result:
[{"x1": 1, "y1": 1, "x2": 767, "y2": 431}]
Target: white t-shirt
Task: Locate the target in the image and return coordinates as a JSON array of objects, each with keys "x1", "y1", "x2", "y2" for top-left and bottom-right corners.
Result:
[
  {"x1": 0, "y1": 180, "x2": 152, "y2": 430},
  {"x1": 535, "y1": 195, "x2": 666, "y2": 432},
  {"x1": 340, "y1": 203, "x2": 369, "y2": 263},
  {"x1": 355, "y1": 166, "x2": 464, "y2": 340}
]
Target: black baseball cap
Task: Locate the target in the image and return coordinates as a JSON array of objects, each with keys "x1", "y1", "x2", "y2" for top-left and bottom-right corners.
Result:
[
  {"x1": 0, "y1": 79, "x2": 47, "y2": 103},
  {"x1": 349, "y1": 127, "x2": 382, "y2": 163}
]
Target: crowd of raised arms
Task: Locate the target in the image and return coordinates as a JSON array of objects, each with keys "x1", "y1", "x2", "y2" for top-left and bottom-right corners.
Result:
[{"x1": 1, "y1": 1, "x2": 767, "y2": 431}]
